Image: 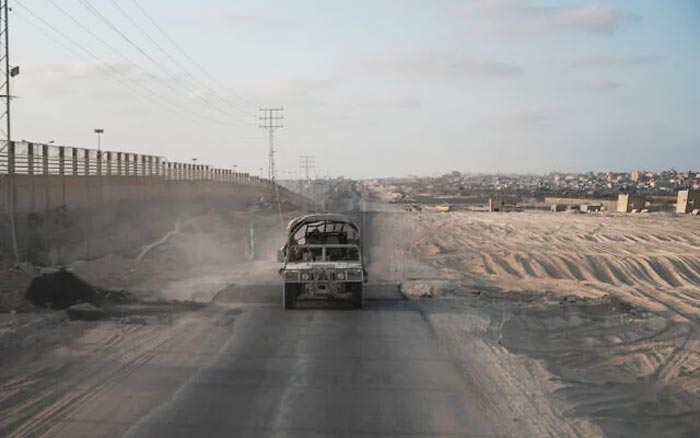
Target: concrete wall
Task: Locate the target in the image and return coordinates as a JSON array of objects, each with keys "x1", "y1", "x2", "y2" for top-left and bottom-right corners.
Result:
[
  {"x1": 677, "y1": 190, "x2": 700, "y2": 214},
  {"x1": 617, "y1": 194, "x2": 645, "y2": 212},
  {"x1": 1, "y1": 175, "x2": 271, "y2": 214},
  {"x1": 0, "y1": 175, "x2": 310, "y2": 267},
  {"x1": 545, "y1": 197, "x2": 618, "y2": 212},
  {"x1": 617, "y1": 193, "x2": 677, "y2": 213}
]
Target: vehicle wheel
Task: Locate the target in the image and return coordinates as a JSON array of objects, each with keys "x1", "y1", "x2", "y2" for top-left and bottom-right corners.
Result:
[
  {"x1": 284, "y1": 283, "x2": 300, "y2": 309},
  {"x1": 352, "y1": 284, "x2": 364, "y2": 309}
]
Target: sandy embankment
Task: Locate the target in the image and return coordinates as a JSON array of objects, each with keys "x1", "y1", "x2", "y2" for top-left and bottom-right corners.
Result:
[{"x1": 371, "y1": 209, "x2": 700, "y2": 437}]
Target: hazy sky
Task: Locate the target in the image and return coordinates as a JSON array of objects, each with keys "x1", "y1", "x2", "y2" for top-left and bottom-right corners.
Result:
[{"x1": 10, "y1": 0, "x2": 700, "y2": 178}]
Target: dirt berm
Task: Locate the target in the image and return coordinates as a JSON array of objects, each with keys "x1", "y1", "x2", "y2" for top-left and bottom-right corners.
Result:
[{"x1": 24, "y1": 269, "x2": 105, "y2": 310}]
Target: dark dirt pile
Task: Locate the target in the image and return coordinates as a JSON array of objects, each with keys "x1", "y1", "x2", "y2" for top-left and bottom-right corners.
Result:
[{"x1": 24, "y1": 269, "x2": 104, "y2": 310}]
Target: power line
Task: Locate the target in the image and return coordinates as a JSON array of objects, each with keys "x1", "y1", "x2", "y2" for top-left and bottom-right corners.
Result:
[
  {"x1": 119, "y1": 0, "x2": 254, "y2": 115},
  {"x1": 106, "y1": 0, "x2": 251, "y2": 119},
  {"x1": 41, "y1": 0, "x2": 255, "y2": 131},
  {"x1": 45, "y1": 0, "x2": 208, "y2": 119},
  {"x1": 76, "y1": 0, "x2": 240, "y2": 121},
  {"x1": 13, "y1": 5, "x2": 191, "y2": 123},
  {"x1": 12, "y1": 4, "x2": 237, "y2": 129},
  {"x1": 130, "y1": 0, "x2": 256, "y2": 112}
]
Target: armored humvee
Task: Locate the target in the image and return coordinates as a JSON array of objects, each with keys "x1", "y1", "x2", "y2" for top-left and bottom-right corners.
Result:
[{"x1": 278, "y1": 214, "x2": 366, "y2": 309}]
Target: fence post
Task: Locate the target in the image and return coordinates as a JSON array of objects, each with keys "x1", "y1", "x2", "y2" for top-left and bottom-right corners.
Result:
[
  {"x1": 58, "y1": 146, "x2": 65, "y2": 175},
  {"x1": 84, "y1": 149, "x2": 90, "y2": 175},
  {"x1": 72, "y1": 148, "x2": 78, "y2": 175},
  {"x1": 27, "y1": 142, "x2": 34, "y2": 175},
  {"x1": 42, "y1": 144, "x2": 49, "y2": 175},
  {"x1": 105, "y1": 152, "x2": 112, "y2": 176},
  {"x1": 96, "y1": 150, "x2": 102, "y2": 175},
  {"x1": 6, "y1": 140, "x2": 14, "y2": 175}
]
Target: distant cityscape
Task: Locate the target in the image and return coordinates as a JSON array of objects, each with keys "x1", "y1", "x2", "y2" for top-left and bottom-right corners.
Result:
[{"x1": 390, "y1": 169, "x2": 700, "y2": 200}]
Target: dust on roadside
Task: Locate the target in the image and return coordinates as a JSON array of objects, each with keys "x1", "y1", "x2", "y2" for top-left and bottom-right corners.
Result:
[{"x1": 0, "y1": 203, "x2": 297, "y2": 437}]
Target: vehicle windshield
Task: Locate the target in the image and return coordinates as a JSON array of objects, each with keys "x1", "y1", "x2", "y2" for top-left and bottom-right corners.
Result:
[
  {"x1": 291, "y1": 220, "x2": 360, "y2": 246},
  {"x1": 287, "y1": 245, "x2": 360, "y2": 262},
  {"x1": 326, "y1": 246, "x2": 359, "y2": 261}
]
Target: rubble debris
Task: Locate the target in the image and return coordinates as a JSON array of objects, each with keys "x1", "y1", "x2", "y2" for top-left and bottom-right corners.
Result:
[
  {"x1": 24, "y1": 269, "x2": 104, "y2": 310},
  {"x1": 66, "y1": 303, "x2": 108, "y2": 321},
  {"x1": 0, "y1": 268, "x2": 34, "y2": 312},
  {"x1": 14, "y1": 261, "x2": 40, "y2": 278},
  {"x1": 102, "y1": 289, "x2": 136, "y2": 304}
]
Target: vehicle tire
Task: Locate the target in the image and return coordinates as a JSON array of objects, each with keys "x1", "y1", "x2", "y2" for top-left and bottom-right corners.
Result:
[
  {"x1": 352, "y1": 284, "x2": 364, "y2": 309},
  {"x1": 284, "y1": 283, "x2": 299, "y2": 309}
]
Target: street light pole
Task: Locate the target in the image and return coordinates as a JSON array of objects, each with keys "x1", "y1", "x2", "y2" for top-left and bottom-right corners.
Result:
[{"x1": 94, "y1": 128, "x2": 104, "y2": 151}]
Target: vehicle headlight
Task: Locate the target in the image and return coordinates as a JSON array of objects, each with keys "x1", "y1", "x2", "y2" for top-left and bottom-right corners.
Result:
[
  {"x1": 284, "y1": 271, "x2": 300, "y2": 281},
  {"x1": 347, "y1": 270, "x2": 363, "y2": 280},
  {"x1": 336, "y1": 271, "x2": 346, "y2": 281},
  {"x1": 300, "y1": 272, "x2": 311, "y2": 281}
]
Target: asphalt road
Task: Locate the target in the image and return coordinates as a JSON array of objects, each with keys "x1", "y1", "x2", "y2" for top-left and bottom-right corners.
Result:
[{"x1": 123, "y1": 285, "x2": 498, "y2": 438}]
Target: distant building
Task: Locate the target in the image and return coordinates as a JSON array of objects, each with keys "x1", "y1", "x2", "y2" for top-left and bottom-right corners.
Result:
[{"x1": 677, "y1": 190, "x2": 700, "y2": 214}]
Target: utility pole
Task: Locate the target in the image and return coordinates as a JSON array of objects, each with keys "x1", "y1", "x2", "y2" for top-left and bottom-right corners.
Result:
[
  {"x1": 1, "y1": 0, "x2": 19, "y2": 263},
  {"x1": 258, "y1": 107, "x2": 283, "y2": 186},
  {"x1": 299, "y1": 155, "x2": 314, "y2": 196}
]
